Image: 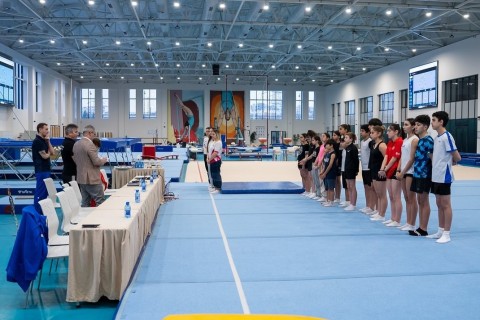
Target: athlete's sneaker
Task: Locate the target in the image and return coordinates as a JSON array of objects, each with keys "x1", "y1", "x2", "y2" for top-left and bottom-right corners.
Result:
[
  {"x1": 363, "y1": 208, "x2": 374, "y2": 214},
  {"x1": 334, "y1": 199, "x2": 341, "y2": 203},
  {"x1": 426, "y1": 229, "x2": 444, "y2": 239},
  {"x1": 386, "y1": 221, "x2": 401, "y2": 227},
  {"x1": 370, "y1": 214, "x2": 385, "y2": 221},
  {"x1": 408, "y1": 228, "x2": 428, "y2": 237},
  {"x1": 367, "y1": 210, "x2": 378, "y2": 216},
  {"x1": 400, "y1": 224, "x2": 415, "y2": 231},
  {"x1": 338, "y1": 201, "x2": 350, "y2": 208},
  {"x1": 344, "y1": 205, "x2": 356, "y2": 211},
  {"x1": 209, "y1": 189, "x2": 219, "y2": 194},
  {"x1": 317, "y1": 197, "x2": 327, "y2": 202},
  {"x1": 322, "y1": 201, "x2": 334, "y2": 207},
  {"x1": 382, "y1": 219, "x2": 392, "y2": 225},
  {"x1": 436, "y1": 233, "x2": 451, "y2": 244}
]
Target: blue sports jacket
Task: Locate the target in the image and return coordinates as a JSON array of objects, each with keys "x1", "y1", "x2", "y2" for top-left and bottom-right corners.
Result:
[{"x1": 6, "y1": 206, "x2": 48, "y2": 292}]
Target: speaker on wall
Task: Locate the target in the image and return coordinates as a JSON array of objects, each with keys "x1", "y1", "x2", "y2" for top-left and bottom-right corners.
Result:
[{"x1": 212, "y1": 64, "x2": 220, "y2": 75}]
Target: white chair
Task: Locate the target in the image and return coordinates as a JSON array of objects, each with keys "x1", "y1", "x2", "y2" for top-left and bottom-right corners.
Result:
[
  {"x1": 63, "y1": 186, "x2": 94, "y2": 224},
  {"x1": 56, "y1": 191, "x2": 79, "y2": 233},
  {"x1": 67, "y1": 180, "x2": 83, "y2": 204},
  {"x1": 100, "y1": 168, "x2": 118, "y2": 195},
  {"x1": 43, "y1": 177, "x2": 61, "y2": 208},
  {"x1": 37, "y1": 242, "x2": 69, "y2": 290},
  {"x1": 38, "y1": 198, "x2": 69, "y2": 246},
  {"x1": 286, "y1": 146, "x2": 299, "y2": 160}
]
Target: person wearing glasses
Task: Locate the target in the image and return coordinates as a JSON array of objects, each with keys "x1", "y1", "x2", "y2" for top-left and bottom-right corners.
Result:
[{"x1": 72, "y1": 125, "x2": 108, "y2": 207}]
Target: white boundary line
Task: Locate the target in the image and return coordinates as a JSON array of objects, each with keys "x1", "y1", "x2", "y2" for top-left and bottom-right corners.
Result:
[{"x1": 209, "y1": 193, "x2": 251, "y2": 314}]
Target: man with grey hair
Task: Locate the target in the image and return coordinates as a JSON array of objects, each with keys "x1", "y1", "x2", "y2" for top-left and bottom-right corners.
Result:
[
  {"x1": 61, "y1": 123, "x2": 79, "y2": 183},
  {"x1": 72, "y1": 125, "x2": 108, "y2": 206}
]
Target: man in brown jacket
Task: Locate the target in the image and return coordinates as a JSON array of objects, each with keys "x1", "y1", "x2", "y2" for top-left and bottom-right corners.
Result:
[{"x1": 72, "y1": 125, "x2": 108, "y2": 207}]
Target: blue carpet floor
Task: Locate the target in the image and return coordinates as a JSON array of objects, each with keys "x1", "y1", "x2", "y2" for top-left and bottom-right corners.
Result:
[{"x1": 116, "y1": 181, "x2": 480, "y2": 320}]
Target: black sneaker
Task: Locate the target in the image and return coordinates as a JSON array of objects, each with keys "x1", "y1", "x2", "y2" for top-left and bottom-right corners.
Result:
[{"x1": 408, "y1": 228, "x2": 428, "y2": 237}]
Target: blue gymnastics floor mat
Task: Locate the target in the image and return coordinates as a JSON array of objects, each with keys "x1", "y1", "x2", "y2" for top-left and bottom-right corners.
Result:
[{"x1": 221, "y1": 181, "x2": 304, "y2": 194}]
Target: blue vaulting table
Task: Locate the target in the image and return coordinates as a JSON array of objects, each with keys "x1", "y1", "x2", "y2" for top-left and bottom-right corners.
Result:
[{"x1": 66, "y1": 171, "x2": 164, "y2": 302}]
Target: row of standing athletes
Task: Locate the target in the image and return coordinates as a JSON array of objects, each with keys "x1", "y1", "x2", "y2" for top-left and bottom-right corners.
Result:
[{"x1": 297, "y1": 111, "x2": 461, "y2": 244}]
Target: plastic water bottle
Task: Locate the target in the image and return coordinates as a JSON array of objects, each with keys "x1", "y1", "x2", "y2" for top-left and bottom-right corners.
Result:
[
  {"x1": 149, "y1": 175, "x2": 154, "y2": 184},
  {"x1": 124, "y1": 201, "x2": 131, "y2": 218},
  {"x1": 141, "y1": 179, "x2": 146, "y2": 192},
  {"x1": 135, "y1": 189, "x2": 140, "y2": 203}
]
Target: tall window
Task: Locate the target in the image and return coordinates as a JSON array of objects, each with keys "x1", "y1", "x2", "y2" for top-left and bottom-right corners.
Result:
[
  {"x1": 359, "y1": 96, "x2": 373, "y2": 126},
  {"x1": 143, "y1": 89, "x2": 157, "y2": 119},
  {"x1": 443, "y1": 75, "x2": 478, "y2": 119},
  {"x1": 345, "y1": 100, "x2": 355, "y2": 131},
  {"x1": 81, "y1": 88, "x2": 95, "y2": 119},
  {"x1": 102, "y1": 89, "x2": 109, "y2": 119},
  {"x1": 295, "y1": 91, "x2": 303, "y2": 120},
  {"x1": 400, "y1": 89, "x2": 408, "y2": 123},
  {"x1": 308, "y1": 91, "x2": 315, "y2": 120},
  {"x1": 129, "y1": 89, "x2": 136, "y2": 118},
  {"x1": 379, "y1": 92, "x2": 394, "y2": 124},
  {"x1": 35, "y1": 72, "x2": 41, "y2": 112},
  {"x1": 61, "y1": 81, "x2": 66, "y2": 117},
  {"x1": 250, "y1": 90, "x2": 283, "y2": 120},
  {"x1": 15, "y1": 63, "x2": 24, "y2": 109},
  {"x1": 330, "y1": 103, "x2": 335, "y2": 133}
]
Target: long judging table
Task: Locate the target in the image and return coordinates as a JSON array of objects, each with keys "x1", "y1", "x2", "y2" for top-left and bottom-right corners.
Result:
[
  {"x1": 66, "y1": 172, "x2": 164, "y2": 302},
  {"x1": 112, "y1": 166, "x2": 164, "y2": 189}
]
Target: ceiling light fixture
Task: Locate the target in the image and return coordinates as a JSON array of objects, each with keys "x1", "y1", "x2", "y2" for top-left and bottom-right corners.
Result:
[
  {"x1": 173, "y1": 1, "x2": 180, "y2": 8},
  {"x1": 50, "y1": 39, "x2": 55, "y2": 44},
  {"x1": 57, "y1": 62, "x2": 61, "y2": 66},
  {"x1": 199, "y1": 77, "x2": 202, "y2": 80},
  {"x1": 293, "y1": 79, "x2": 297, "y2": 82},
  {"x1": 271, "y1": 65, "x2": 275, "y2": 69},
  {"x1": 88, "y1": 0, "x2": 94, "y2": 5},
  {"x1": 81, "y1": 62, "x2": 85, "y2": 66},
  {"x1": 80, "y1": 76, "x2": 84, "y2": 79},
  {"x1": 176, "y1": 63, "x2": 180, "y2": 67},
  {"x1": 295, "y1": 66, "x2": 299, "y2": 69},
  {"x1": 248, "y1": 65, "x2": 253, "y2": 68},
  {"x1": 384, "y1": 47, "x2": 390, "y2": 52},
  {"x1": 269, "y1": 44, "x2": 274, "y2": 48},
  {"x1": 356, "y1": 46, "x2": 361, "y2": 51},
  {"x1": 386, "y1": 9, "x2": 392, "y2": 15},
  {"x1": 236, "y1": 78, "x2": 240, "y2": 81},
  {"x1": 263, "y1": 4, "x2": 269, "y2": 11},
  {"x1": 106, "y1": 63, "x2": 110, "y2": 66},
  {"x1": 177, "y1": 76, "x2": 181, "y2": 80},
  {"x1": 238, "y1": 43, "x2": 244, "y2": 48},
  {"x1": 362, "y1": 67, "x2": 366, "y2": 71},
  {"x1": 330, "y1": 79, "x2": 334, "y2": 82},
  {"x1": 305, "y1": 6, "x2": 311, "y2": 13},
  {"x1": 275, "y1": 78, "x2": 278, "y2": 81},
  {"x1": 317, "y1": 66, "x2": 321, "y2": 70},
  {"x1": 147, "y1": 41, "x2": 151, "y2": 46},
  {"x1": 99, "y1": 76, "x2": 103, "y2": 79},
  {"x1": 463, "y1": 13, "x2": 470, "y2": 19},
  {"x1": 140, "y1": 76, "x2": 143, "y2": 80},
  {"x1": 327, "y1": 45, "x2": 332, "y2": 50},
  {"x1": 219, "y1": 3, "x2": 226, "y2": 10},
  {"x1": 297, "y1": 44, "x2": 302, "y2": 49},
  {"x1": 425, "y1": 11, "x2": 432, "y2": 17},
  {"x1": 202, "y1": 64, "x2": 206, "y2": 67},
  {"x1": 121, "y1": 76, "x2": 124, "y2": 79},
  {"x1": 312, "y1": 79, "x2": 316, "y2": 82},
  {"x1": 130, "y1": 63, "x2": 134, "y2": 66},
  {"x1": 175, "y1": 41, "x2": 180, "y2": 46},
  {"x1": 115, "y1": 40, "x2": 121, "y2": 45},
  {"x1": 39, "y1": 0, "x2": 46, "y2": 4},
  {"x1": 82, "y1": 40, "x2": 87, "y2": 44},
  {"x1": 207, "y1": 42, "x2": 212, "y2": 47},
  {"x1": 19, "y1": 39, "x2": 24, "y2": 43},
  {"x1": 131, "y1": 1, "x2": 138, "y2": 6},
  {"x1": 345, "y1": 7, "x2": 352, "y2": 14},
  {"x1": 155, "y1": 63, "x2": 159, "y2": 67},
  {"x1": 412, "y1": 48, "x2": 417, "y2": 52},
  {"x1": 341, "y1": 67, "x2": 345, "y2": 70}
]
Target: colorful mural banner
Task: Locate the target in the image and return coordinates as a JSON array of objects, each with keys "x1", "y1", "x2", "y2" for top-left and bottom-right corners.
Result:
[
  {"x1": 210, "y1": 91, "x2": 245, "y2": 141},
  {"x1": 168, "y1": 90, "x2": 204, "y2": 144}
]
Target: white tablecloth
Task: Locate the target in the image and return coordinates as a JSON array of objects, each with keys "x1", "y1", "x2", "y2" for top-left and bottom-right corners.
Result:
[
  {"x1": 112, "y1": 166, "x2": 164, "y2": 189},
  {"x1": 66, "y1": 174, "x2": 164, "y2": 302}
]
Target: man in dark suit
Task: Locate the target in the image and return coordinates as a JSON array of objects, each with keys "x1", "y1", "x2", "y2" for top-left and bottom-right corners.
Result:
[
  {"x1": 61, "y1": 123, "x2": 79, "y2": 184},
  {"x1": 72, "y1": 125, "x2": 108, "y2": 207}
]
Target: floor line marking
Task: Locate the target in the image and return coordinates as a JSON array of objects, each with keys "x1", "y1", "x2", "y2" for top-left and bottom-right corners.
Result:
[
  {"x1": 209, "y1": 193, "x2": 250, "y2": 314},
  {"x1": 196, "y1": 161, "x2": 204, "y2": 182}
]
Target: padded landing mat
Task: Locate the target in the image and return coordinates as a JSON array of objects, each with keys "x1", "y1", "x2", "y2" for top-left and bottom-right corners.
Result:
[{"x1": 221, "y1": 181, "x2": 304, "y2": 194}]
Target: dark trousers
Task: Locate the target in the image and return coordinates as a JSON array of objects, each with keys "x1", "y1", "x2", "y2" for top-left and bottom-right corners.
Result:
[
  {"x1": 210, "y1": 161, "x2": 222, "y2": 189},
  {"x1": 34, "y1": 171, "x2": 51, "y2": 214},
  {"x1": 204, "y1": 154, "x2": 210, "y2": 183}
]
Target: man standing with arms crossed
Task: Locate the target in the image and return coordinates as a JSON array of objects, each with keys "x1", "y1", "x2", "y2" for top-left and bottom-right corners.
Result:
[{"x1": 32, "y1": 123, "x2": 55, "y2": 214}]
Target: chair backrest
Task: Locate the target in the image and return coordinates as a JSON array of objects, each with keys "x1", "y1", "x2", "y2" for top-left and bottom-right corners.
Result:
[
  {"x1": 100, "y1": 168, "x2": 109, "y2": 189},
  {"x1": 38, "y1": 198, "x2": 60, "y2": 241},
  {"x1": 43, "y1": 178, "x2": 58, "y2": 204},
  {"x1": 68, "y1": 180, "x2": 82, "y2": 204},
  {"x1": 56, "y1": 191, "x2": 74, "y2": 232},
  {"x1": 63, "y1": 187, "x2": 80, "y2": 216}
]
